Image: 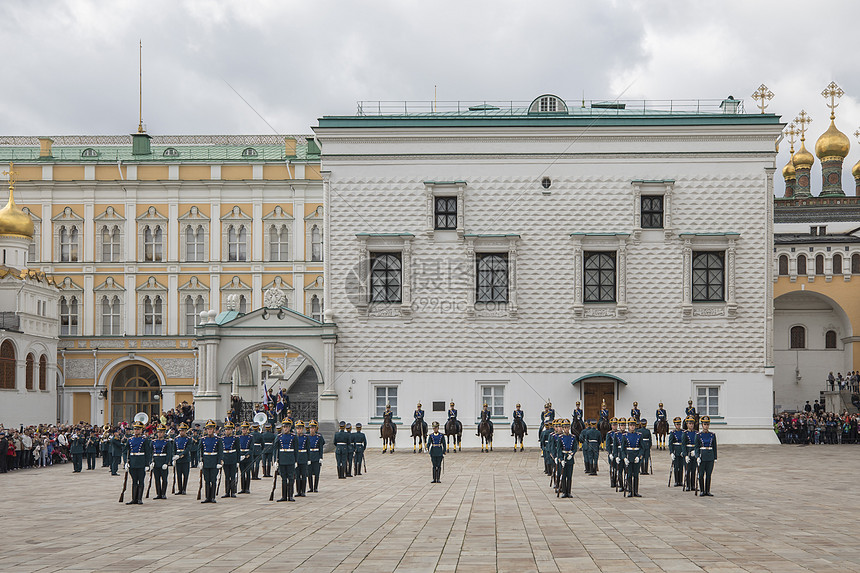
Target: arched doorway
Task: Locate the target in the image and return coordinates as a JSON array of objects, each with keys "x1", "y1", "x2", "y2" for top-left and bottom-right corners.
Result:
[{"x1": 111, "y1": 364, "x2": 160, "y2": 424}]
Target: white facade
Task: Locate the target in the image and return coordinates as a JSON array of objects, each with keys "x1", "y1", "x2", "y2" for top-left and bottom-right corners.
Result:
[{"x1": 316, "y1": 97, "x2": 783, "y2": 445}]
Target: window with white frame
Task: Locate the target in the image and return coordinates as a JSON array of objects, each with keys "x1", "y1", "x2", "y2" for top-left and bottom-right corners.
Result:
[
  {"x1": 184, "y1": 294, "x2": 205, "y2": 335},
  {"x1": 269, "y1": 225, "x2": 290, "y2": 262},
  {"x1": 681, "y1": 234, "x2": 737, "y2": 320},
  {"x1": 143, "y1": 226, "x2": 164, "y2": 262},
  {"x1": 481, "y1": 385, "x2": 505, "y2": 417},
  {"x1": 59, "y1": 295, "x2": 79, "y2": 335},
  {"x1": 227, "y1": 225, "x2": 248, "y2": 261},
  {"x1": 143, "y1": 295, "x2": 163, "y2": 335},
  {"x1": 583, "y1": 251, "x2": 616, "y2": 303},
  {"x1": 101, "y1": 225, "x2": 121, "y2": 262},
  {"x1": 631, "y1": 181, "x2": 674, "y2": 241},
  {"x1": 476, "y1": 253, "x2": 508, "y2": 303},
  {"x1": 375, "y1": 386, "x2": 398, "y2": 417},
  {"x1": 434, "y1": 196, "x2": 458, "y2": 230},
  {"x1": 692, "y1": 251, "x2": 725, "y2": 302},
  {"x1": 310, "y1": 224, "x2": 322, "y2": 262},
  {"x1": 101, "y1": 295, "x2": 121, "y2": 335},
  {"x1": 696, "y1": 386, "x2": 719, "y2": 417},
  {"x1": 23, "y1": 208, "x2": 39, "y2": 264},
  {"x1": 571, "y1": 233, "x2": 628, "y2": 319},
  {"x1": 310, "y1": 295, "x2": 322, "y2": 322},
  {"x1": 185, "y1": 224, "x2": 206, "y2": 261},
  {"x1": 370, "y1": 252, "x2": 402, "y2": 303},
  {"x1": 59, "y1": 225, "x2": 79, "y2": 262}
]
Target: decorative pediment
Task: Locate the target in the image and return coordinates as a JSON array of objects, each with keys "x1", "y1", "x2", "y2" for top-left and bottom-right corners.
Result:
[
  {"x1": 263, "y1": 276, "x2": 294, "y2": 291},
  {"x1": 305, "y1": 275, "x2": 324, "y2": 291},
  {"x1": 209, "y1": 305, "x2": 329, "y2": 329},
  {"x1": 178, "y1": 206, "x2": 210, "y2": 222},
  {"x1": 135, "y1": 276, "x2": 168, "y2": 292},
  {"x1": 135, "y1": 206, "x2": 168, "y2": 223},
  {"x1": 21, "y1": 207, "x2": 41, "y2": 223},
  {"x1": 179, "y1": 276, "x2": 209, "y2": 291},
  {"x1": 94, "y1": 276, "x2": 124, "y2": 292},
  {"x1": 94, "y1": 206, "x2": 125, "y2": 223},
  {"x1": 58, "y1": 276, "x2": 83, "y2": 293},
  {"x1": 304, "y1": 205, "x2": 323, "y2": 221},
  {"x1": 263, "y1": 206, "x2": 294, "y2": 222},
  {"x1": 222, "y1": 275, "x2": 251, "y2": 291},
  {"x1": 51, "y1": 206, "x2": 83, "y2": 223},
  {"x1": 221, "y1": 205, "x2": 252, "y2": 222}
]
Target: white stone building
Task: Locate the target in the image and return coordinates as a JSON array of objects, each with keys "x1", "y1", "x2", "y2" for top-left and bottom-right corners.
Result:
[{"x1": 315, "y1": 95, "x2": 783, "y2": 444}]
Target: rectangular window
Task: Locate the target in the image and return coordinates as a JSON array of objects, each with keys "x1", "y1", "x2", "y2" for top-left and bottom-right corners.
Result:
[
  {"x1": 28, "y1": 239, "x2": 36, "y2": 264},
  {"x1": 186, "y1": 225, "x2": 205, "y2": 262},
  {"x1": 101, "y1": 296, "x2": 120, "y2": 335},
  {"x1": 434, "y1": 196, "x2": 457, "y2": 230},
  {"x1": 640, "y1": 195, "x2": 663, "y2": 229},
  {"x1": 692, "y1": 251, "x2": 725, "y2": 302},
  {"x1": 584, "y1": 251, "x2": 616, "y2": 303},
  {"x1": 375, "y1": 386, "x2": 398, "y2": 417},
  {"x1": 60, "y1": 296, "x2": 79, "y2": 335},
  {"x1": 482, "y1": 385, "x2": 505, "y2": 417},
  {"x1": 697, "y1": 386, "x2": 719, "y2": 416},
  {"x1": 476, "y1": 253, "x2": 508, "y2": 303},
  {"x1": 269, "y1": 226, "x2": 290, "y2": 262},
  {"x1": 370, "y1": 252, "x2": 402, "y2": 303},
  {"x1": 228, "y1": 225, "x2": 247, "y2": 261},
  {"x1": 144, "y1": 226, "x2": 163, "y2": 262},
  {"x1": 143, "y1": 295, "x2": 163, "y2": 335},
  {"x1": 60, "y1": 226, "x2": 79, "y2": 262}
]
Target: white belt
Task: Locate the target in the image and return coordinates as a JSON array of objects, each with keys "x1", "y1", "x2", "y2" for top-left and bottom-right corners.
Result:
[
  {"x1": 700, "y1": 447, "x2": 713, "y2": 449},
  {"x1": 203, "y1": 452, "x2": 218, "y2": 456},
  {"x1": 626, "y1": 447, "x2": 639, "y2": 450},
  {"x1": 130, "y1": 452, "x2": 144, "y2": 456},
  {"x1": 281, "y1": 449, "x2": 294, "y2": 452}
]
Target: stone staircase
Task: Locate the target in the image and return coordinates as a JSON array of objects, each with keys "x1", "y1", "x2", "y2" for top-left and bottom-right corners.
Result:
[{"x1": 823, "y1": 390, "x2": 860, "y2": 414}]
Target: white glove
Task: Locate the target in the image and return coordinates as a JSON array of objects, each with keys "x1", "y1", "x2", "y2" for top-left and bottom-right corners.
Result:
[
  {"x1": 685, "y1": 456, "x2": 690, "y2": 463},
  {"x1": 124, "y1": 463, "x2": 129, "y2": 470},
  {"x1": 172, "y1": 455, "x2": 179, "y2": 461},
  {"x1": 307, "y1": 461, "x2": 311, "y2": 465},
  {"x1": 319, "y1": 459, "x2": 322, "y2": 465},
  {"x1": 697, "y1": 457, "x2": 701, "y2": 465},
  {"x1": 624, "y1": 458, "x2": 629, "y2": 466},
  {"x1": 148, "y1": 462, "x2": 154, "y2": 471},
  {"x1": 634, "y1": 457, "x2": 640, "y2": 464},
  {"x1": 671, "y1": 454, "x2": 675, "y2": 461},
  {"x1": 161, "y1": 464, "x2": 168, "y2": 470},
  {"x1": 216, "y1": 463, "x2": 222, "y2": 469}
]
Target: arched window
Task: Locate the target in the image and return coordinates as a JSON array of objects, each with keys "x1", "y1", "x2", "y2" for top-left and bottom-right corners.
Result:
[
  {"x1": 815, "y1": 254, "x2": 824, "y2": 275},
  {"x1": 238, "y1": 294, "x2": 247, "y2": 314},
  {"x1": 269, "y1": 225, "x2": 289, "y2": 262},
  {"x1": 228, "y1": 225, "x2": 247, "y2": 261},
  {"x1": 144, "y1": 226, "x2": 163, "y2": 262},
  {"x1": 311, "y1": 225, "x2": 322, "y2": 262},
  {"x1": 311, "y1": 294, "x2": 322, "y2": 321},
  {"x1": 778, "y1": 255, "x2": 789, "y2": 276},
  {"x1": 101, "y1": 225, "x2": 121, "y2": 262},
  {"x1": 833, "y1": 253, "x2": 843, "y2": 275},
  {"x1": 163, "y1": 147, "x2": 179, "y2": 157},
  {"x1": 825, "y1": 330, "x2": 838, "y2": 349},
  {"x1": 60, "y1": 295, "x2": 79, "y2": 335},
  {"x1": 39, "y1": 355, "x2": 47, "y2": 390},
  {"x1": 25, "y1": 353, "x2": 34, "y2": 390},
  {"x1": 184, "y1": 295, "x2": 205, "y2": 335},
  {"x1": 185, "y1": 225, "x2": 205, "y2": 261},
  {"x1": 853, "y1": 253, "x2": 860, "y2": 274},
  {"x1": 143, "y1": 295, "x2": 163, "y2": 335},
  {"x1": 241, "y1": 147, "x2": 258, "y2": 157},
  {"x1": 60, "y1": 225, "x2": 79, "y2": 262},
  {"x1": 101, "y1": 295, "x2": 121, "y2": 335},
  {"x1": 110, "y1": 364, "x2": 160, "y2": 424},
  {"x1": 797, "y1": 254, "x2": 807, "y2": 276},
  {"x1": 0, "y1": 340, "x2": 15, "y2": 389},
  {"x1": 790, "y1": 325, "x2": 806, "y2": 349},
  {"x1": 81, "y1": 148, "x2": 98, "y2": 158}
]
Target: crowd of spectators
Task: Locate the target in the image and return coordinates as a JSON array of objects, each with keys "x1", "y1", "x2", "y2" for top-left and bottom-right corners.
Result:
[
  {"x1": 775, "y1": 401, "x2": 860, "y2": 444},
  {"x1": 1, "y1": 423, "x2": 78, "y2": 473},
  {"x1": 827, "y1": 371, "x2": 860, "y2": 392}
]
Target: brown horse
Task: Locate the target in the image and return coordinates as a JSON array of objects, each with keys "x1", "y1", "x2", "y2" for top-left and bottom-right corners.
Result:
[
  {"x1": 654, "y1": 419, "x2": 669, "y2": 450},
  {"x1": 381, "y1": 414, "x2": 396, "y2": 453},
  {"x1": 411, "y1": 419, "x2": 427, "y2": 453},
  {"x1": 478, "y1": 420, "x2": 493, "y2": 452},
  {"x1": 571, "y1": 418, "x2": 585, "y2": 440},
  {"x1": 512, "y1": 417, "x2": 526, "y2": 451},
  {"x1": 597, "y1": 418, "x2": 611, "y2": 448},
  {"x1": 445, "y1": 417, "x2": 462, "y2": 452}
]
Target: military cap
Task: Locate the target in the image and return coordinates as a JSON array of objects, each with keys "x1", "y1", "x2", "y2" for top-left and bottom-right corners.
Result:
[
  {"x1": 338, "y1": 421, "x2": 345, "y2": 427},
  {"x1": 588, "y1": 419, "x2": 596, "y2": 426},
  {"x1": 516, "y1": 403, "x2": 521, "y2": 407},
  {"x1": 345, "y1": 423, "x2": 352, "y2": 429},
  {"x1": 205, "y1": 420, "x2": 217, "y2": 428},
  {"x1": 295, "y1": 420, "x2": 304, "y2": 428},
  {"x1": 309, "y1": 420, "x2": 318, "y2": 427},
  {"x1": 133, "y1": 420, "x2": 144, "y2": 429},
  {"x1": 224, "y1": 421, "x2": 235, "y2": 429},
  {"x1": 156, "y1": 424, "x2": 166, "y2": 432},
  {"x1": 701, "y1": 416, "x2": 710, "y2": 423},
  {"x1": 449, "y1": 401, "x2": 455, "y2": 406},
  {"x1": 547, "y1": 401, "x2": 552, "y2": 407},
  {"x1": 688, "y1": 400, "x2": 693, "y2": 405},
  {"x1": 610, "y1": 417, "x2": 618, "y2": 423},
  {"x1": 240, "y1": 421, "x2": 250, "y2": 428},
  {"x1": 483, "y1": 403, "x2": 488, "y2": 407},
  {"x1": 640, "y1": 418, "x2": 647, "y2": 425},
  {"x1": 281, "y1": 420, "x2": 293, "y2": 428},
  {"x1": 685, "y1": 416, "x2": 695, "y2": 423},
  {"x1": 627, "y1": 418, "x2": 637, "y2": 424},
  {"x1": 355, "y1": 423, "x2": 362, "y2": 429},
  {"x1": 576, "y1": 401, "x2": 581, "y2": 406},
  {"x1": 179, "y1": 422, "x2": 189, "y2": 430},
  {"x1": 673, "y1": 416, "x2": 682, "y2": 423},
  {"x1": 432, "y1": 421, "x2": 439, "y2": 428},
  {"x1": 633, "y1": 401, "x2": 638, "y2": 406},
  {"x1": 659, "y1": 402, "x2": 664, "y2": 407},
  {"x1": 417, "y1": 402, "x2": 422, "y2": 407}
]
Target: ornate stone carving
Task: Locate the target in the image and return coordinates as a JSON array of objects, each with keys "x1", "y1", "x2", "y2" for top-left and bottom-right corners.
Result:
[{"x1": 264, "y1": 287, "x2": 287, "y2": 309}]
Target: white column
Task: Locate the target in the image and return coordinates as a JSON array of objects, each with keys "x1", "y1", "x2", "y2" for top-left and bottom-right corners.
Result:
[
  {"x1": 83, "y1": 274, "x2": 94, "y2": 336},
  {"x1": 41, "y1": 202, "x2": 51, "y2": 264},
  {"x1": 252, "y1": 198, "x2": 263, "y2": 262},
  {"x1": 168, "y1": 201, "x2": 178, "y2": 262},
  {"x1": 125, "y1": 273, "x2": 135, "y2": 335},
  {"x1": 125, "y1": 203, "x2": 135, "y2": 261},
  {"x1": 293, "y1": 199, "x2": 305, "y2": 262},
  {"x1": 210, "y1": 274, "x2": 220, "y2": 314},
  {"x1": 168, "y1": 273, "x2": 178, "y2": 335},
  {"x1": 210, "y1": 202, "x2": 220, "y2": 262},
  {"x1": 83, "y1": 202, "x2": 94, "y2": 262},
  {"x1": 252, "y1": 274, "x2": 262, "y2": 309}
]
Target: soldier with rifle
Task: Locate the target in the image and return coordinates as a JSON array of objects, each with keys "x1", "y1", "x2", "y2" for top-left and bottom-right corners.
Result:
[
  {"x1": 353, "y1": 422, "x2": 367, "y2": 476},
  {"x1": 198, "y1": 420, "x2": 222, "y2": 504}
]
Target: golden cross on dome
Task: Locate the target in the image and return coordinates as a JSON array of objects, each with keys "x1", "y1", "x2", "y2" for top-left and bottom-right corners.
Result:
[
  {"x1": 2, "y1": 162, "x2": 17, "y2": 191},
  {"x1": 784, "y1": 122, "x2": 798, "y2": 153},
  {"x1": 821, "y1": 81, "x2": 844, "y2": 120},
  {"x1": 854, "y1": 128, "x2": 860, "y2": 142},
  {"x1": 794, "y1": 110, "x2": 812, "y2": 141},
  {"x1": 751, "y1": 84, "x2": 774, "y2": 114}
]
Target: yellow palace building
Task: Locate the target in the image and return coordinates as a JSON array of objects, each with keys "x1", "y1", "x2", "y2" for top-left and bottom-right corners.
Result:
[{"x1": 0, "y1": 132, "x2": 324, "y2": 426}]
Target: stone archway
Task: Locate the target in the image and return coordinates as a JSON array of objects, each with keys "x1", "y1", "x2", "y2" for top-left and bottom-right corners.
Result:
[{"x1": 110, "y1": 363, "x2": 161, "y2": 424}]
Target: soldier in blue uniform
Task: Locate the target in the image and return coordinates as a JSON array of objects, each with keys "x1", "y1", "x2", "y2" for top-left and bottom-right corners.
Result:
[
  {"x1": 427, "y1": 421, "x2": 447, "y2": 483},
  {"x1": 172, "y1": 423, "x2": 192, "y2": 494},
  {"x1": 540, "y1": 418, "x2": 554, "y2": 475},
  {"x1": 70, "y1": 432, "x2": 84, "y2": 472},
  {"x1": 599, "y1": 400, "x2": 610, "y2": 424},
  {"x1": 685, "y1": 400, "x2": 698, "y2": 430},
  {"x1": 123, "y1": 420, "x2": 152, "y2": 505},
  {"x1": 251, "y1": 422, "x2": 263, "y2": 480},
  {"x1": 637, "y1": 418, "x2": 652, "y2": 475},
  {"x1": 654, "y1": 402, "x2": 667, "y2": 433},
  {"x1": 334, "y1": 421, "x2": 350, "y2": 479},
  {"x1": 511, "y1": 403, "x2": 526, "y2": 436},
  {"x1": 220, "y1": 421, "x2": 239, "y2": 498},
  {"x1": 605, "y1": 418, "x2": 619, "y2": 488},
  {"x1": 621, "y1": 418, "x2": 643, "y2": 497},
  {"x1": 681, "y1": 416, "x2": 698, "y2": 491},
  {"x1": 109, "y1": 428, "x2": 124, "y2": 476},
  {"x1": 613, "y1": 418, "x2": 627, "y2": 493},
  {"x1": 353, "y1": 422, "x2": 367, "y2": 476},
  {"x1": 238, "y1": 421, "x2": 255, "y2": 494},
  {"x1": 190, "y1": 426, "x2": 200, "y2": 468},
  {"x1": 307, "y1": 420, "x2": 325, "y2": 492},
  {"x1": 572, "y1": 402, "x2": 583, "y2": 425},
  {"x1": 694, "y1": 416, "x2": 717, "y2": 496},
  {"x1": 261, "y1": 422, "x2": 276, "y2": 477},
  {"x1": 630, "y1": 402, "x2": 641, "y2": 423},
  {"x1": 477, "y1": 403, "x2": 494, "y2": 436},
  {"x1": 555, "y1": 419, "x2": 578, "y2": 498},
  {"x1": 580, "y1": 420, "x2": 600, "y2": 475},
  {"x1": 150, "y1": 424, "x2": 173, "y2": 499},
  {"x1": 668, "y1": 416, "x2": 685, "y2": 487},
  {"x1": 345, "y1": 423, "x2": 355, "y2": 476},
  {"x1": 540, "y1": 402, "x2": 555, "y2": 434},
  {"x1": 199, "y1": 420, "x2": 223, "y2": 503},
  {"x1": 274, "y1": 419, "x2": 296, "y2": 502},
  {"x1": 414, "y1": 403, "x2": 427, "y2": 449},
  {"x1": 551, "y1": 420, "x2": 564, "y2": 490},
  {"x1": 294, "y1": 420, "x2": 309, "y2": 497}
]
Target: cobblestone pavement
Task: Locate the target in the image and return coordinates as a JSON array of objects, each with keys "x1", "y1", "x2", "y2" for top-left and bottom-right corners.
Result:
[{"x1": 1, "y1": 445, "x2": 857, "y2": 573}]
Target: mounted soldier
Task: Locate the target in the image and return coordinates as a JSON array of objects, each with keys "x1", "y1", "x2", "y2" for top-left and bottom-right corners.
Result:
[
  {"x1": 685, "y1": 400, "x2": 700, "y2": 432},
  {"x1": 630, "y1": 402, "x2": 641, "y2": 423},
  {"x1": 539, "y1": 402, "x2": 555, "y2": 434},
  {"x1": 412, "y1": 403, "x2": 428, "y2": 453},
  {"x1": 571, "y1": 402, "x2": 585, "y2": 438},
  {"x1": 445, "y1": 401, "x2": 462, "y2": 452},
  {"x1": 381, "y1": 404, "x2": 396, "y2": 453},
  {"x1": 654, "y1": 402, "x2": 669, "y2": 450},
  {"x1": 511, "y1": 403, "x2": 527, "y2": 451},
  {"x1": 478, "y1": 403, "x2": 494, "y2": 452}
]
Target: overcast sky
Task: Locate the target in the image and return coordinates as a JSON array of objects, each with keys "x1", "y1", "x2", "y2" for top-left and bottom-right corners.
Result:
[{"x1": 1, "y1": 0, "x2": 858, "y2": 194}]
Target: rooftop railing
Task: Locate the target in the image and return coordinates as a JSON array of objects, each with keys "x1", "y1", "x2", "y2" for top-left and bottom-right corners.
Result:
[{"x1": 354, "y1": 99, "x2": 746, "y2": 116}]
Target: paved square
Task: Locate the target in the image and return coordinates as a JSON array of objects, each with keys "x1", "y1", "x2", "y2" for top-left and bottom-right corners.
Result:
[{"x1": 0, "y1": 445, "x2": 856, "y2": 572}]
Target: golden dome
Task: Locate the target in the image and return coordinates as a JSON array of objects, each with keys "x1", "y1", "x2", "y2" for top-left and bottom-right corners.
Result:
[
  {"x1": 853, "y1": 158, "x2": 860, "y2": 180},
  {"x1": 815, "y1": 120, "x2": 850, "y2": 160},
  {"x1": 792, "y1": 141, "x2": 815, "y2": 169},
  {"x1": 0, "y1": 187, "x2": 34, "y2": 239},
  {"x1": 782, "y1": 158, "x2": 796, "y2": 180}
]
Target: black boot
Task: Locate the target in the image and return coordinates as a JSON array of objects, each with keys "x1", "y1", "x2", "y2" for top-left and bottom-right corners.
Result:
[
  {"x1": 287, "y1": 479, "x2": 295, "y2": 501},
  {"x1": 312, "y1": 475, "x2": 319, "y2": 492},
  {"x1": 135, "y1": 484, "x2": 144, "y2": 504},
  {"x1": 126, "y1": 483, "x2": 137, "y2": 505},
  {"x1": 230, "y1": 476, "x2": 237, "y2": 498},
  {"x1": 297, "y1": 477, "x2": 306, "y2": 497},
  {"x1": 277, "y1": 479, "x2": 288, "y2": 502},
  {"x1": 633, "y1": 475, "x2": 641, "y2": 497}
]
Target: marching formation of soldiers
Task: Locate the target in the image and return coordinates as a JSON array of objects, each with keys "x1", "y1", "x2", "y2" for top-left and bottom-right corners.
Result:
[{"x1": 668, "y1": 414, "x2": 718, "y2": 496}]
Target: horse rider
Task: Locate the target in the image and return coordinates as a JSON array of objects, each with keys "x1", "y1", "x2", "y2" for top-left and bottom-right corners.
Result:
[
  {"x1": 199, "y1": 420, "x2": 222, "y2": 504},
  {"x1": 238, "y1": 422, "x2": 254, "y2": 494},
  {"x1": 605, "y1": 417, "x2": 619, "y2": 488},
  {"x1": 621, "y1": 418, "x2": 643, "y2": 497},
  {"x1": 352, "y1": 423, "x2": 367, "y2": 476},
  {"x1": 555, "y1": 419, "x2": 578, "y2": 498},
  {"x1": 695, "y1": 416, "x2": 717, "y2": 496},
  {"x1": 540, "y1": 402, "x2": 555, "y2": 434},
  {"x1": 123, "y1": 419, "x2": 152, "y2": 505},
  {"x1": 511, "y1": 403, "x2": 526, "y2": 436},
  {"x1": 654, "y1": 402, "x2": 667, "y2": 433},
  {"x1": 685, "y1": 400, "x2": 698, "y2": 424},
  {"x1": 427, "y1": 421, "x2": 447, "y2": 483},
  {"x1": 668, "y1": 416, "x2": 685, "y2": 487},
  {"x1": 630, "y1": 401, "x2": 641, "y2": 422},
  {"x1": 572, "y1": 402, "x2": 583, "y2": 425},
  {"x1": 599, "y1": 400, "x2": 610, "y2": 423},
  {"x1": 172, "y1": 423, "x2": 192, "y2": 494},
  {"x1": 477, "y1": 403, "x2": 494, "y2": 436},
  {"x1": 345, "y1": 423, "x2": 355, "y2": 477},
  {"x1": 307, "y1": 421, "x2": 325, "y2": 492},
  {"x1": 335, "y1": 421, "x2": 350, "y2": 479},
  {"x1": 274, "y1": 419, "x2": 297, "y2": 502},
  {"x1": 580, "y1": 420, "x2": 600, "y2": 476},
  {"x1": 414, "y1": 402, "x2": 428, "y2": 436},
  {"x1": 381, "y1": 404, "x2": 397, "y2": 440},
  {"x1": 447, "y1": 401, "x2": 461, "y2": 435},
  {"x1": 151, "y1": 424, "x2": 172, "y2": 500},
  {"x1": 681, "y1": 416, "x2": 698, "y2": 491},
  {"x1": 636, "y1": 419, "x2": 652, "y2": 475}
]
